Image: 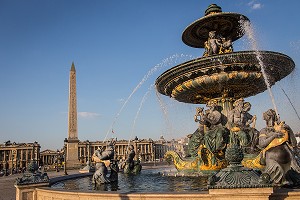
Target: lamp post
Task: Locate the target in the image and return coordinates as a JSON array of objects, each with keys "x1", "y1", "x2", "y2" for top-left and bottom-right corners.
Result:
[
  {"x1": 64, "y1": 138, "x2": 68, "y2": 175},
  {"x1": 153, "y1": 144, "x2": 156, "y2": 166},
  {"x1": 55, "y1": 150, "x2": 60, "y2": 172},
  {"x1": 11, "y1": 153, "x2": 14, "y2": 175}
]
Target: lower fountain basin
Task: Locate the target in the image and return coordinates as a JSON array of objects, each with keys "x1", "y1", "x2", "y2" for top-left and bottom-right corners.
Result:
[
  {"x1": 16, "y1": 168, "x2": 300, "y2": 200},
  {"x1": 50, "y1": 168, "x2": 208, "y2": 193}
]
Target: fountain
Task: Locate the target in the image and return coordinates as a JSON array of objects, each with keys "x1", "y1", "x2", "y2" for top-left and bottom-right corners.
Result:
[
  {"x1": 15, "y1": 4, "x2": 300, "y2": 200},
  {"x1": 157, "y1": 3, "x2": 300, "y2": 189},
  {"x1": 158, "y1": 3, "x2": 289, "y2": 162}
]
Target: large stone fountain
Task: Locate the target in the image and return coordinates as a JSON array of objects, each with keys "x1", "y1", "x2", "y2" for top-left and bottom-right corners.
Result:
[{"x1": 156, "y1": 4, "x2": 300, "y2": 188}]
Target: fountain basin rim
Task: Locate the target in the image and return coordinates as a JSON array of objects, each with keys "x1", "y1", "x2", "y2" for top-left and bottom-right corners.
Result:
[
  {"x1": 155, "y1": 50, "x2": 295, "y2": 103},
  {"x1": 33, "y1": 186, "x2": 300, "y2": 200}
]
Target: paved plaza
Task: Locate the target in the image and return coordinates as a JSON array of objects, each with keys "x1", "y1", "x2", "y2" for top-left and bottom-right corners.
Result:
[{"x1": 0, "y1": 170, "x2": 79, "y2": 200}]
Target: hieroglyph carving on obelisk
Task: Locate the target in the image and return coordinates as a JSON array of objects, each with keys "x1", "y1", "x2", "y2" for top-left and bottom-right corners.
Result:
[{"x1": 68, "y1": 62, "x2": 78, "y2": 140}]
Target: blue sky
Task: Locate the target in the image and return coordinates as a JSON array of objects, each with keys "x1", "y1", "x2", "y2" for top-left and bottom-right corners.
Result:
[{"x1": 1, "y1": 0, "x2": 300, "y2": 150}]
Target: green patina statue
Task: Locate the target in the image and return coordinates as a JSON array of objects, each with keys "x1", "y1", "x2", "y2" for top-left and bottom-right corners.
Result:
[
  {"x1": 187, "y1": 99, "x2": 229, "y2": 171},
  {"x1": 227, "y1": 98, "x2": 259, "y2": 153},
  {"x1": 121, "y1": 145, "x2": 142, "y2": 174}
]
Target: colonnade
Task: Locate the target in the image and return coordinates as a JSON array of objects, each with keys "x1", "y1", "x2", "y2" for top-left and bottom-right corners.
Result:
[
  {"x1": 77, "y1": 141, "x2": 155, "y2": 163},
  {"x1": 0, "y1": 148, "x2": 38, "y2": 170}
]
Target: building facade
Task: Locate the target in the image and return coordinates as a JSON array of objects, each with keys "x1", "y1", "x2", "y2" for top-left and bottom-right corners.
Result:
[
  {"x1": 40, "y1": 149, "x2": 60, "y2": 167},
  {"x1": 0, "y1": 140, "x2": 40, "y2": 172},
  {"x1": 77, "y1": 138, "x2": 155, "y2": 164}
]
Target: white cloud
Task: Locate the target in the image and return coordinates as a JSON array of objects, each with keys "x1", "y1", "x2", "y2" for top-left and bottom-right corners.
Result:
[
  {"x1": 252, "y1": 3, "x2": 262, "y2": 9},
  {"x1": 78, "y1": 112, "x2": 101, "y2": 118},
  {"x1": 248, "y1": 1, "x2": 263, "y2": 10}
]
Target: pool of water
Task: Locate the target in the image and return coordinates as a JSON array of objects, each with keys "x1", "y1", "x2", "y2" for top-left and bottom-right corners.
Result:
[{"x1": 51, "y1": 168, "x2": 208, "y2": 193}]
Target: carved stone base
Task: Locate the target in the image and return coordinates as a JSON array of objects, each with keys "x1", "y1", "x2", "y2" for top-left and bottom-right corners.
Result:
[
  {"x1": 208, "y1": 164, "x2": 271, "y2": 188},
  {"x1": 208, "y1": 145, "x2": 271, "y2": 188}
]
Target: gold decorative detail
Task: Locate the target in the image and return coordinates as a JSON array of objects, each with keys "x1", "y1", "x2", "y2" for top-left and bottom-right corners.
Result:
[
  {"x1": 164, "y1": 151, "x2": 199, "y2": 171},
  {"x1": 239, "y1": 71, "x2": 249, "y2": 78},
  {"x1": 228, "y1": 71, "x2": 238, "y2": 79},
  {"x1": 165, "y1": 147, "x2": 227, "y2": 172},
  {"x1": 242, "y1": 154, "x2": 264, "y2": 169},
  {"x1": 231, "y1": 126, "x2": 241, "y2": 132},
  {"x1": 198, "y1": 147, "x2": 227, "y2": 171},
  {"x1": 92, "y1": 154, "x2": 111, "y2": 167},
  {"x1": 185, "y1": 81, "x2": 193, "y2": 89},
  {"x1": 255, "y1": 72, "x2": 262, "y2": 78},
  {"x1": 211, "y1": 74, "x2": 219, "y2": 81}
]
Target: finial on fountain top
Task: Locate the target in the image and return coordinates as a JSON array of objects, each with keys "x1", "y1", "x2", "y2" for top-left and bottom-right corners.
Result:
[{"x1": 205, "y1": 4, "x2": 222, "y2": 16}]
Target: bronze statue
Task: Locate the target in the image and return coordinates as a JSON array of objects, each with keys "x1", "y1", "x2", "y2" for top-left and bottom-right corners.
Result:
[
  {"x1": 121, "y1": 145, "x2": 142, "y2": 174},
  {"x1": 227, "y1": 98, "x2": 258, "y2": 152},
  {"x1": 92, "y1": 140, "x2": 118, "y2": 185},
  {"x1": 203, "y1": 31, "x2": 222, "y2": 56},
  {"x1": 187, "y1": 99, "x2": 229, "y2": 169},
  {"x1": 258, "y1": 109, "x2": 300, "y2": 186}
]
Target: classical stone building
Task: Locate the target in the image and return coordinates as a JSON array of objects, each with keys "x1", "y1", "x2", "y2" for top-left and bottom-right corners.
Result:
[
  {"x1": 0, "y1": 140, "x2": 40, "y2": 171},
  {"x1": 77, "y1": 138, "x2": 155, "y2": 164},
  {"x1": 40, "y1": 149, "x2": 60, "y2": 167}
]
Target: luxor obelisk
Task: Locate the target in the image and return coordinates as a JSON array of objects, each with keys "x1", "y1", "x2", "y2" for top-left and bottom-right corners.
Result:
[{"x1": 66, "y1": 62, "x2": 80, "y2": 168}]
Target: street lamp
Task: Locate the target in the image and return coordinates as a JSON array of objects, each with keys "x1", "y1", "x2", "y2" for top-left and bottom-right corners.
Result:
[
  {"x1": 64, "y1": 138, "x2": 68, "y2": 175},
  {"x1": 153, "y1": 144, "x2": 156, "y2": 166},
  {"x1": 56, "y1": 150, "x2": 60, "y2": 172}
]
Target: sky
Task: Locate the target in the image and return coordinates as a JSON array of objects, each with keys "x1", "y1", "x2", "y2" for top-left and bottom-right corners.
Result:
[{"x1": 1, "y1": 0, "x2": 300, "y2": 151}]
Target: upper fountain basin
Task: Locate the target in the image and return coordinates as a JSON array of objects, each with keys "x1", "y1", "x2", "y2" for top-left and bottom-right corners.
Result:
[
  {"x1": 182, "y1": 12, "x2": 249, "y2": 48},
  {"x1": 155, "y1": 51, "x2": 295, "y2": 104}
]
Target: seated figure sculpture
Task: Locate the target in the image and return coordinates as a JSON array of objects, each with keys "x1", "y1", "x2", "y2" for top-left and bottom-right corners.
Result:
[
  {"x1": 122, "y1": 145, "x2": 142, "y2": 174},
  {"x1": 227, "y1": 98, "x2": 258, "y2": 152},
  {"x1": 258, "y1": 109, "x2": 300, "y2": 186},
  {"x1": 188, "y1": 107, "x2": 205, "y2": 157},
  {"x1": 189, "y1": 99, "x2": 229, "y2": 170},
  {"x1": 92, "y1": 140, "x2": 118, "y2": 185}
]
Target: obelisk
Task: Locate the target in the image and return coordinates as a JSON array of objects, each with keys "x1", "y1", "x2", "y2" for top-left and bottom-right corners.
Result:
[{"x1": 66, "y1": 62, "x2": 80, "y2": 168}]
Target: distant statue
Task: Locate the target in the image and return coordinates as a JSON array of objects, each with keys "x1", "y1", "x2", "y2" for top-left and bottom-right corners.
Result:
[
  {"x1": 83, "y1": 161, "x2": 91, "y2": 170},
  {"x1": 92, "y1": 140, "x2": 118, "y2": 185},
  {"x1": 15, "y1": 160, "x2": 49, "y2": 185},
  {"x1": 122, "y1": 145, "x2": 142, "y2": 174},
  {"x1": 258, "y1": 109, "x2": 300, "y2": 186},
  {"x1": 79, "y1": 160, "x2": 94, "y2": 173}
]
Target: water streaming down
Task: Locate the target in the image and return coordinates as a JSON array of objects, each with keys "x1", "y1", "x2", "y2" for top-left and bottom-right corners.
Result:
[
  {"x1": 155, "y1": 90, "x2": 175, "y2": 139},
  {"x1": 102, "y1": 54, "x2": 195, "y2": 142},
  {"x1": 128, "y1": 84, "x2": 154, "y2": 148},
  {"x1": 280, "y1": 86, "x2": 300, "y2": 122},
  {"x1": 240, "y1": 19, "x2": 280, "y2": 119}
]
